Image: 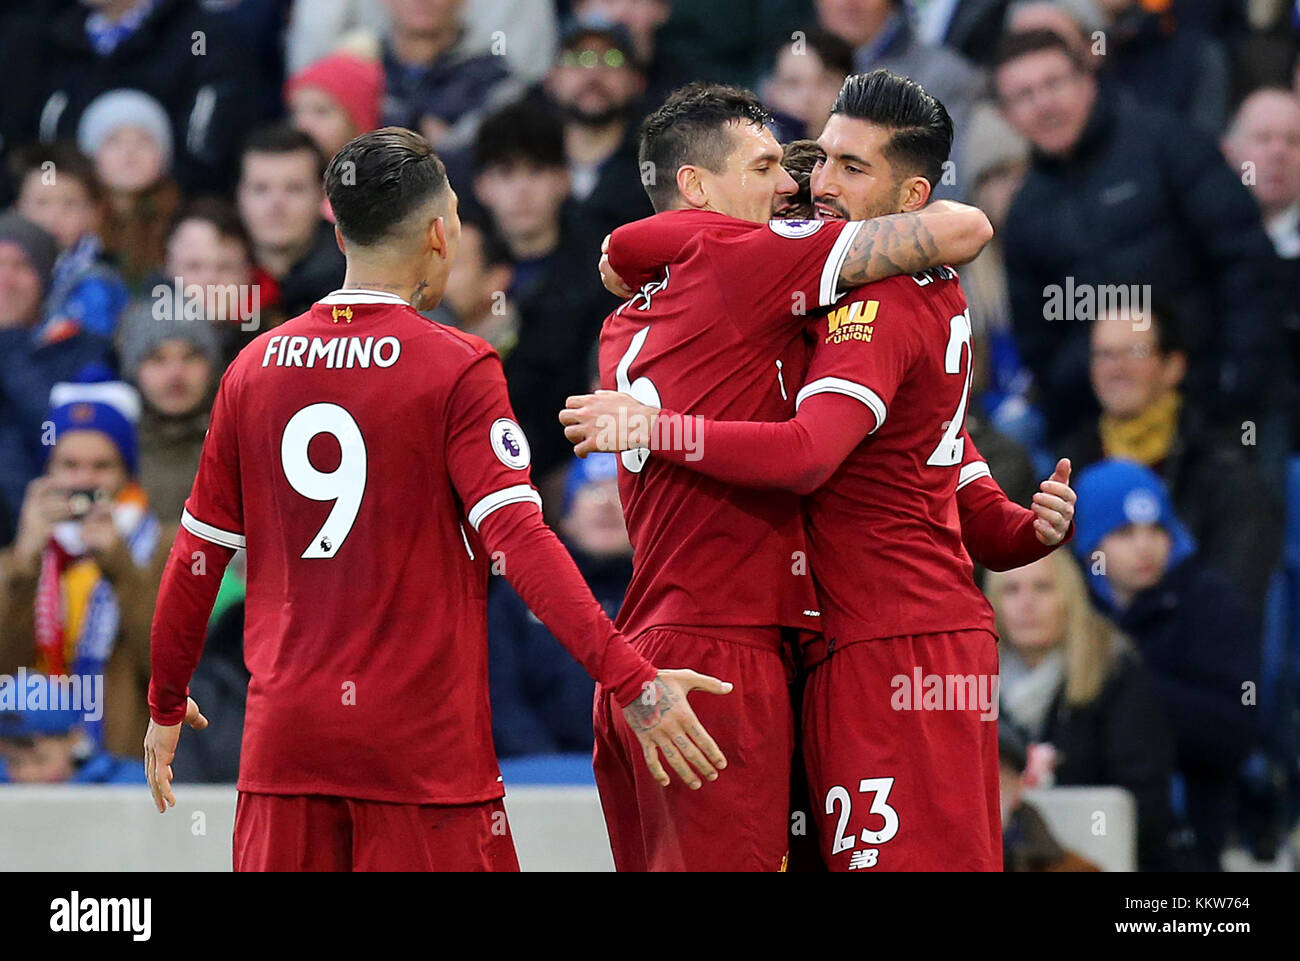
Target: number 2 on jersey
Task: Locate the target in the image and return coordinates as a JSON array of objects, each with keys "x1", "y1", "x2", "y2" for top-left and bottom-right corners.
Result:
[
  {"x1": 925, "y1": 308, "x2": 973, "y2": 467},
  {"x1": 281, "y1": 403, "x2": 367, "y2": 558}
]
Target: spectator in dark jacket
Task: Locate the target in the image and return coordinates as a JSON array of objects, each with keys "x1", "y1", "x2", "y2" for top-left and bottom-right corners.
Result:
[
  {"x1": 33, "y1": 0, "x2": 260, "y2": 193},
  {"x1": 1072, "y1": 459, "x2": 1261, "y2": 870},
  {"x1": 995, "y1": 30, "x2": 1285, "y2": 440},
  {"x1": 488, "y1": 453, "x2": 633, "y2": 757},
  {"x1": 0, "y1": 214, "x2": 114, "y2": 542},
  {"x1": 378, "y1": 0, "x2": 523, "y2": 152},
  {"x1": 236, "y1": 125, "x2": 345, "y2": 322},
  {"x1": 987, "y1": 550, "x2": 1176, "y2": 870},
  {"x1": 473, "y1": 104, "x2": 611, "y2": 494},
  {"x1": 1061, "y1": 303, "x2": 1282, "y2": 611},
  {"x1": 542, "y1": 22, "x2": 653, "y2": 241}
]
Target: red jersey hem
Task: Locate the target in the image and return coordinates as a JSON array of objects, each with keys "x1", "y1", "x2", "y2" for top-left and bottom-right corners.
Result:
[
  {"x1": 802, "y1": 625, "x2": 998, "y2": 669},
  {"x1": 235, "y1": 779, "x2": 507, "y2": 806}
]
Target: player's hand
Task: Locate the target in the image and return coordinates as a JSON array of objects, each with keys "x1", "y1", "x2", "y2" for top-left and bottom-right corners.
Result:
[
  {"x1": 560, "y1": 390, "x2": 657, "y2": 457},
  {"x1": 622, "y1": 670, "x2": 733, "y2": 790},
  {"x1": 599, "y1": 234, "x2": 634, "y2": 299},
  {"x1": 144, "y1": 697, "x2": 209, "y2": 813},
  {"x1": 1032, "y1": 458, "x2": 1075, "y2": 546}
]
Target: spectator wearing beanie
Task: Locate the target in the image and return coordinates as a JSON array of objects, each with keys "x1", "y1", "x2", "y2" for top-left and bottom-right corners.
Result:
[
  {"x1": 286, "y1": 54, "x2": 384, "y2": 161},
  {"x1": 0, "y1": 214, "x2": 114, "y2": 542},
  {"x1": 0, "y1": 380, "x2": 170, "y2": 758},
  {"x1": 118, "y1": 303, "x2": 220, "y2": 526},
  {"x1": 77, "y1": 89, "x2": 182, "y2": 291},
  {"x1": 1072, "y1": 459, "x2": 1260, "y2": 870}
]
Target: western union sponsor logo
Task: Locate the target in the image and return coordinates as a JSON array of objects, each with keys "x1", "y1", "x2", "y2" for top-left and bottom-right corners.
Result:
[{"x1": 826, "y1": 299, "x2": 879, "y2": 344}]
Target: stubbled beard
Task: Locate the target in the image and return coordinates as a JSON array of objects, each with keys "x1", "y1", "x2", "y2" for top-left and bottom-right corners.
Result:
[{"x1": 561, "y1": 101, "x2": 632, "y2": 129}]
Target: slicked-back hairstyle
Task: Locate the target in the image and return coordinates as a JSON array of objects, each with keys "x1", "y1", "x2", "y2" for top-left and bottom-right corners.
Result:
[
  {"x1": 830, "y1": 70, "x2": 954, "y2": 189},
  {"x1": 993, "y1": 28, "x2": 1085, "y2": 74},
  {"x1": 240, "y1": 122, "x2": 328, "y2": 180},
  {"x1": 638, "y1": 82, "x2": 773, "y2": 211},
  {"x1": 324, "y1": 127, "x2": 449, "y2": 248}
]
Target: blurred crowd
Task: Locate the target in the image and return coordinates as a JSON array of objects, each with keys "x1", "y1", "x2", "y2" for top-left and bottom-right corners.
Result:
[{"x1": 0, "y1": 0, "x2": 1297, "y2": 872}]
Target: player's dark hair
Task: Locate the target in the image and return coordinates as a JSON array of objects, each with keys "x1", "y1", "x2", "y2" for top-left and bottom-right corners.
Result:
[
  {"x1": 770, "y1": 26, "x2": 853, "y2": 80},
  {"x1": 779, "y1": 139, "x2": 822, "y2": 219},
  {"x1": 638, "y1": 82, "x2": 773, "y2": 212},
  {"x1": 169, "y1": 196, "x2": 253, "y2": 256},
  {"x1": 474, "y1": 103, "x2": 566, "y2": 172},
  {"x1": 9, "y1": 140, "x2": 104, "y2": 204},
  {"x1": 994, "y1": 28, "x2": 1085, "y2": 74},
  {"x1": 830, "y1": 70, "x2": 954, "y2": 189},
  {"x1": 241, "y1": 123, "x2": 329, "y2": 180},
  {"x1": 324, "y1": 127, "x2": 449, "y2": 248}
]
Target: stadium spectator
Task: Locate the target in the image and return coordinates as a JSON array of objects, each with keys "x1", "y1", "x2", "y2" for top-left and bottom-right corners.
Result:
[
  {"x1": 489, "y1": 453, "x2": 633, "y2": 757},
  {"x1": 816, "y1": 0, "x2": 984, "y2": 195},
  {"x1": 1004, "y1": 1, "x2": 1101, "y2": 67},
  {"x1": 542, "y1": 22, "x2": 653, "y2": 240},
  {"x1": 0, "y1": 703, "x2": 144, "y2": 785},
  {"x1": 572, "y1": 0, "x2": 689, "y2": 106},
  {"x1": 986, "y1": 551, "x2": 1176, "y2": 869},
  {"x1": 374, "y1": 0, "x2": 523, "y2": 152},
  {"x1": 159, "y1": 198, "x2": 263, "y2": 369},
  {"x1": 76, "y1": 89, "x2": 181, "y2": 291},
  {"x1": 760, "y1": 27, "x2": 854, "y2": 142},
  {"x1": 118, "y1": 303, "x2": 220, "y2": 528},
  {"x1": 0, "y1": 214, "x2": 114, "y2": 544},
  {"x1": 236, "y1": 125, "x2": 344, "y2": 321},
  {"x1": 1060, "y1": 304, "x2": 1283, "y2": 610},
  {"x1": 10, "y1": 141, "x2": 129, "y2": 342},
  {"x1": 0, "y1": 380, "x2": 169, "y2": 759},
  {"x1": 997, "y1": 721, "x2": 1102, "y2": 871},
  {"x1": 425, "y1": 216, "x2": 518, "y2": 357},
  {"x1": 1072, "y1": 459, "x2": 1262, "y2": 870},
  {"x1": 1221, "y1": 87, "x2": 1300, "y2": 383},
  {"x1": 473, "y1": 104, "x2": 609, "y2": 493},
  {"x1": 995, "y1": 29, "x2": 1285, "y2": 441},
  {"x1": 286, "y1": 53, "x2": 385, "y2": 162},
  {"x1": 1091, "y1": 0, "x2": 1230, "y2": 134},
  {"x1": 918, "y1": 0, "x2": 1015, "y2": 66},
  {"x1": 34, "y1": 0, "x2": 258, "y2": 193}
]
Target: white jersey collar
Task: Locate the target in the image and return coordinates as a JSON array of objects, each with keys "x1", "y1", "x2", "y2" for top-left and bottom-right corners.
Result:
[{"x1": 319, "y1": 288, "x2": 411, "y2": 306}]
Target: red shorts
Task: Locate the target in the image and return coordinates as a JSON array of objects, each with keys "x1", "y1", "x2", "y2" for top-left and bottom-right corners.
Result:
[
  {"x1": 233, "y1": 792, "x2": 520, "y2": 872},
  {"x1": 801, "y1": 630, "x2": 1002, "y2": 872},
  {"x1": 592, "y1": 627, "x2": 796, "y2": 872}
]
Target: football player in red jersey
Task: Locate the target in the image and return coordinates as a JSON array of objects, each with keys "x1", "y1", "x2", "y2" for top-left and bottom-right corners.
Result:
[
  {"x1": 142, "y1": 128, "x2": 735, "y2": 872},
  {"x1": 559, "y1": 82, "x2": 997, "y2": 872},
  {"x1": 564, "y1": 72, "x2": 1077, "y2": 871}
]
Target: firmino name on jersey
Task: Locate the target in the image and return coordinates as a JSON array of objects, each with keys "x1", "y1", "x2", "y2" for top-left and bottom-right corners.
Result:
[
  {"x1": 825, "y1": 300, "x2": 879, "y2": 344},
  {"x1": 261, "y1": 335, "x2": 401, "y2": 369}
]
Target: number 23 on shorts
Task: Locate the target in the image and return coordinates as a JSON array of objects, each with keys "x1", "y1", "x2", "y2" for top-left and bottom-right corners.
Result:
[{"x1": 824, "y1": 776, "x2": 899, "y2": 870}]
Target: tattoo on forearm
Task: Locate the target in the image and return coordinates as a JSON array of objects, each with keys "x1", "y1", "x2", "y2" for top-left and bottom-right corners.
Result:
[{"x1": 839, "y1": 212, "x2": 941, "y2": 288}]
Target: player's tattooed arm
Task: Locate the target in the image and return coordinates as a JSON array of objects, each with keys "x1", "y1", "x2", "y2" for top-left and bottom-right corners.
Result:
[{"x1": 838, "y1": 201, "x2": 993, "y2": 287}]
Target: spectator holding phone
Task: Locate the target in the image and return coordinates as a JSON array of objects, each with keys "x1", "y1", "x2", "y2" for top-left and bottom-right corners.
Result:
[{"x1": 0, "y1": 380, "x2": 169, "y2": 758}]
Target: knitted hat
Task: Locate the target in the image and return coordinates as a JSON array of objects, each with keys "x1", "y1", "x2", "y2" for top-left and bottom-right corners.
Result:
[
  {"x1": 1070, "y1": 459, "x2": 1197, "y2": 605},
  {"x1": 45, "y1": 379, "x2": 142, "y2": 477},
  {"x1": 563, "y1": 452, "x2": 619, "y2": 514},
  {"x1": 285, "y1": 54, "x2": 384, "y2": 136},
  {"x1": 0, "y1": 212, "x2": 59, "y2": 296},
  {"x1": 77, "y1": 88, "x2": 174, "y2": 169},
  {"x1": 117, "y1": 298, "x2": 221, "y2": 381}
]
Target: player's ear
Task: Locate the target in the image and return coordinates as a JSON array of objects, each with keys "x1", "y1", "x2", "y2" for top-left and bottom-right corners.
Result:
[
  {"x1": 899, "y1": 175, "x2": 931, "y2": 213},
  {"x1": 676, "y1": 165, "x2": 707, "y2": 209},
  {"x1": 430, "y1": 216, "x2": 450, "y2": 261}
]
